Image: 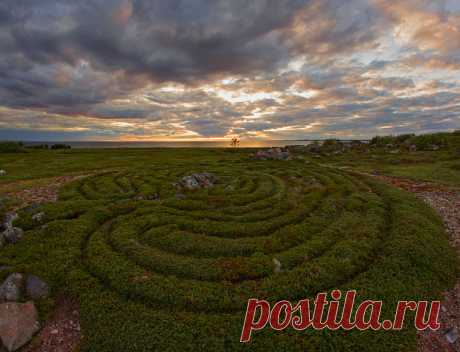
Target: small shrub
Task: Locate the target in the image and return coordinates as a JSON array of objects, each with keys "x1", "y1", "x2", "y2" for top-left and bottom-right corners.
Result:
[
  {"x1": 51, "y1": 143, "x2": 71, "y2": 150},
  {"x1": 0, "y1": 141, "x2": 24, "y2": 153}
]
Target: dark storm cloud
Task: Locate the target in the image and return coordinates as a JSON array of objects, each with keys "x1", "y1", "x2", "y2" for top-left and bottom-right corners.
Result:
[
  {"x1": 0, "y1": 0, "x2": 459, "y2": 140},
  {"x1": 0, "y1": 0, "x2": 393, "y2": 111},
  {"x1": 1, "y1": 0, "x2": 306, "y2": 80}
]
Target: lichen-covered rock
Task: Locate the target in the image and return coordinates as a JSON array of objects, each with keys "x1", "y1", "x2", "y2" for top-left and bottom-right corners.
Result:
[
  {"x1": 2, "y1": 228, "x2": 23, "y2": 245},
  {"x1": 0, "y1": 213, "x2": 23, "y2": 245},
  {"x1": 176, "y1": 173, "x2": 216, "y2": 190},
  {"x1": 25, "y1": 275, "x2": 49, "y2": 300},
  {"x1": 0, "y1": 274, "x2": 24, "y2": 302},
  {"x1": 31, "y1": 212, "x2": 45, "y2": 222},
  {"x1": 0, "y1": 302, "x2": 40, "y2": 351},
  {"x1": 252, "y1": 148, "x2": 291, "y2": 161}
]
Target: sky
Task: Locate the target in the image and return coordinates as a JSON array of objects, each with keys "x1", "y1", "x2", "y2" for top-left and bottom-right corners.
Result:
[{"x1": 0, "y1": 0, "x2": 459, "y2": 141}]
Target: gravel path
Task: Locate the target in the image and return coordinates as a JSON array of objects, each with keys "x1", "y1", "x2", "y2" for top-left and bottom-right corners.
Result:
[
  {"x1": 374, "y1": 175, "x2": 460, "y2": 352},
  {"x1": 24, "y1": 296, "x2": 81, "y2": 352},
  {"x1": 1, "y1": 175, "x2": 88, "y2": 211}
]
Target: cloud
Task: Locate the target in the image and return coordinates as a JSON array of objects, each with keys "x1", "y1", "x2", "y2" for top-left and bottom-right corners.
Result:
[{"x1": 0, "y1": 0, "x2": 459, "y2": 140}]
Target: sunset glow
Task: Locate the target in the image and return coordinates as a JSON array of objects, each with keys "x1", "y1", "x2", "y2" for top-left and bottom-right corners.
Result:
[{"x1": 0, "y1": 0, "x2": 459, "y2": 141}]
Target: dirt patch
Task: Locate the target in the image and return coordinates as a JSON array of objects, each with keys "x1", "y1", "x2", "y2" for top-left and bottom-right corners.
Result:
[
  {"x1": 374, "y1": 175, "x2": 460, "y2": 352},
  {"x1": 1, "y1": 175, "x2": 88, "y2": 211},
  {"x1": 25, "y1": 296, "x2": 81, "y2": 352}
]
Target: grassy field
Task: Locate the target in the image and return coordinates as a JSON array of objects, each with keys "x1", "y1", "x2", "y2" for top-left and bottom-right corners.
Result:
[{"x1": 0, "y1": 135, "x2": 458, "y2": 351}]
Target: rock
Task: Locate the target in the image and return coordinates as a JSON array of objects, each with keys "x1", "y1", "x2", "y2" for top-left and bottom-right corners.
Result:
[
  {"x1": 0, "y1": 214, "x2": 23, "y2": 245},
  {"x1": 3, "y1": 214, "x2": 17, "y2": 228},
  {"x1": 409, "y1": 144, "x2": 417, "y2": 152},
  {"x1": 2, "y1": 228, "x2": 23, "y2": 245},
  {"x1": 31, "y1": 212, "x2": 45, "y2": 222},
  {"x1": 445, "y1": 327, "x2": 459, "y2": 344},
  {"x1": 177, "y1": 173, "x2": 216, "y2": 190},
  {"x1": 25, "y1": 275, "x2": 49, "y2": 300},
  {"x1": 21, "y1": 204, "x2": 41, "y2": 214},
  {"x1": 0, "y1": 274, "x2": 24, "y2": 302},
  {"x1": 175, "y1": 193, "x2": 186, "y2": 200},
  {"x1": 192, "y1": 173, "x2": 215, "y2": 188},
  {"x1": 273, "y1": 258, "x2": 282, "y2": 273},
  {"x1": 0, "y1": 302, "x2": 40, "y2": 351},
  {"x1": 0, "y1": 170, "x2": 6, "y2": 177},
  {"x1": 180, "y1": 176, "x2": 200, "y2": 190},
  {"x1": 252, "y1": 148, "x2": 291, "y2": 161},
  {"x1": 135, "y1": 193, "x2": 160, "y2": 201}
]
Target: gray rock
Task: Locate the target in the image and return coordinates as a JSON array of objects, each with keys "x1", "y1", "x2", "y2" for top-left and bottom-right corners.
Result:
[
  {"x1": 180, "y1": 176, "x2": 200, "y2": 190},
  {"x1": 0, "y1": 274, "x2": 24, "y2": 302},
  {"x1": 3, "y1": 214, "x2": 17, "y2": 228},
  {"x1": 25, "y1": 275, "x2": 49, "y2": 300},
  {"x1": 2, "y1": 228, "x2": 23, "y2": 245},
  {"x1": 445, "y1": 327, "x2": 458, "y2": 344},
  {"x1": 273, "y1": 258, "x2": 282, "y2": 273},
  {"x1": 31, "y1": 212, "x2": 45, "y2": 222},
  {"x1": 0, "y1": 213, "x2": 22, "y2": 245},
  {"x1": 0, "y1": 302, "x2": 40, "y2": 351},
  {"x1": 177, "y1": 173, "x2": 216, "y2": 190},
  {"x1": 21, "y1": 204, "x2": 41, "y2": 214},
  {"x1": 0, "y1": 170, "x2": 6, "y2": 177},
  {"x1": 252, "y1": 148, "x2": 291, "y2": 161}
]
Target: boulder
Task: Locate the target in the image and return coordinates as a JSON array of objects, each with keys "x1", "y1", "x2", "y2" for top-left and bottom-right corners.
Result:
[
  {"x1": 31, "y1": 212, "x2": 45, "y2": 222},
  {"x1": 0, "y1": 170, "x2": 6, "y2": 177},
  {"x1": 252, "y1": 148, "x2": 291, "y2": 161},
  {"x1": 180, "y1": 176, "x2": 199, "y2": 190},
  {"x1": 177, "y1": 173, "x2": 216, "y2": 190},
  {"x1": 25, "y1": 275, "x2": 49, "y2": 300},
  {"x1": 0, "y1": 302, "x2": 40, "y2": 351},
  {"x1": 0, "y1": 214, "x2": 23, "y2": 245},
  {"x1": 0, "y1": 274, "x2": 24, "y2": 302},
  {"x1": 2, "y1": 214, "x2": 17, "y2": 228},
  {"x1": 2, "y1": 228, "x2": 22, "y2": 245}
]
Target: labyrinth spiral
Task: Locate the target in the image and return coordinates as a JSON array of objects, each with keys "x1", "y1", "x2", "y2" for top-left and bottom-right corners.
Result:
[{"x1": 8, "y1": 160, "x2": 457, "y2": 352}]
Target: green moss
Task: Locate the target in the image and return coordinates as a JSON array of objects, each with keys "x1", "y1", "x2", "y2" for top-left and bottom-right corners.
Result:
[{"x1": 0, "y1": 152, "x2": 457, "y2": 351}]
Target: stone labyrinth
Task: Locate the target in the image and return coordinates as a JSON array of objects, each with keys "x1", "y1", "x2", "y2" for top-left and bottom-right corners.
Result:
[{"x1": 9, "y1": 161, "x2": 456, "y2": 351}]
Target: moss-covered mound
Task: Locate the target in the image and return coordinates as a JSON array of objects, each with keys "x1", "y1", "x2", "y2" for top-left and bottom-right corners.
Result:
[{"x1": 1, "y1": 160, "x2": 457, "y2": 351}]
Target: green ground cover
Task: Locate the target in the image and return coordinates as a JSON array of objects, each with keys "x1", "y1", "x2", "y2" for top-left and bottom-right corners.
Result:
[
  {"x1": 0, "y1": 143, "x2": 457, "y2": 351},
  {"x1": 309, "y1": 131, "x2": 460, "y2": 187}
]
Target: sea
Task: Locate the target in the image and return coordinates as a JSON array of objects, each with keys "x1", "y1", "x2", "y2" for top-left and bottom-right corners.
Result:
[{"x1": 23, "y1": 140, "x2": 317, "y2": 149}]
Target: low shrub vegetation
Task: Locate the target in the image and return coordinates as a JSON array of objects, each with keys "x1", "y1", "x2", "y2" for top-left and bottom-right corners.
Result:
[{"x1": 0, "y1": 151, "x2": 457, "y2": 351}]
